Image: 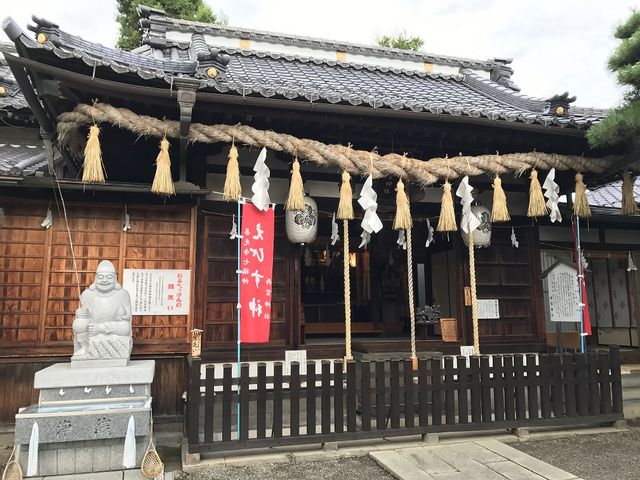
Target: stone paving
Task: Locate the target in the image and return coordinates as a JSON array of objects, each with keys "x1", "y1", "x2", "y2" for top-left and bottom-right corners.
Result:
[{"x1": 370, "y1": 440, "x2": 581, "y2": 480}]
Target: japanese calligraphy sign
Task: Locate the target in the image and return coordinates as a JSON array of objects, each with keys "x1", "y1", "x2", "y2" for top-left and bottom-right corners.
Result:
[
  {"x1": 122, "y1": 269, "x2": 191, "y2": 315},
  {"x1": 240, "y1": 202, "x2": 275, "y2": 343},
  {"x1": 544, "y1": 262, "x2": 581, "y2": 323}
]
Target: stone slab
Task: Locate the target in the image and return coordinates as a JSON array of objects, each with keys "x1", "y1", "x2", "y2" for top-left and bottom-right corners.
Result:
[
  {"x1": 71, "y1": 359, "x2": 129, "y2": 369},
  {"x1": 475, "y1": 440, "x2": 578, "y2": 480},
  {"x1": 485, "y1": 460, "x2": 548, "y2": 480},
  {"x1": 39, "y1": 385, "x2": 151, "y2": 403},
  {"x1": 370, "y1": 450, "x2": 434, "y2": 480},
  {"x1": 15, "y1": 406, "x2": 151, "y2": 443},
  {"x1": 41, "y1": 472, "x2": 122, "y2": 480},
  {"x1": 34, "y1": 361, "x2": 155, "y2": 389}
]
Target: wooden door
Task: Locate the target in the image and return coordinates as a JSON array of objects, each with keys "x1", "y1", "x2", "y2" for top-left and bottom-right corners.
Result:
[{"x1": 199, "y1": 205, "x2": 297, "y2": 353}]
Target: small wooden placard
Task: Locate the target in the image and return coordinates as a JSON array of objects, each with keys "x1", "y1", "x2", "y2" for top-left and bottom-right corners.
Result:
[{"x1": 440, "y1": 318, "x2": 458, "y2": 342}]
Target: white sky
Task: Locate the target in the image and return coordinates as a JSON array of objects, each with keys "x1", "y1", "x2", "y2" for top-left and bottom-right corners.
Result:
[{"x1": 3, "y1": 0, "x2": 638, "y2": 108}]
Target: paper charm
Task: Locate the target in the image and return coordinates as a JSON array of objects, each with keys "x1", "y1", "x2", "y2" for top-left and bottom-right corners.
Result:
[
  {"x1": 330, "y1": 212, "x2": 340, "y2": 245},
  {"x1": 397, "y1": 230, "x2": 407, "y2": 250},
  {"x1": 359, "y1": 231, "x2": 371, "y2": 248},
  {"x1": 122, "y1": 205, "x2": 131, "y2": 232},
  {"x1": 511, "y1": 227, "x2": 519, "y2": 248},
  {"x1": 129, "y1": 384, "x2": 135, "y2": 394},
  {"x1": 122, "y1": 212, "x2": 131, "y2": 232},
  {"x1": 58, "y1": 388, "x2": 65, "y2": 397},
  {"x1": 425, "y1": 218, "x2": 435, "y2": 248},
  {"x1": 456, "y1": 176, "x2": 481, "y2": 235},
  {"x1": 358, "y1": 174, "x2": 383, "y2": 250},
  {"x1": 543, "y1": 168, "x2": 562, "y2": 223},
  {"x1": 122, "y1": 415, "x2": 136, "y2": 468},
  {"x1": 229, "y1": 214, "x2": 238, "y2": 240},
  {"x1": 84, "y1": 387, "x2": 92, "y2": 394},
  {"x1": 251, "y1": 147, "x2": 271, "y2": 211},
  {"x1": 105, "y1": 386, "x2": 112, "y2": 395},
  {"x1": 41, "y1": 206, "x2": 53, "y2": 229},
  {"x1": 581, "y1": 251, "x2": 589, "y2": 272},
  {"x1": 27, "y1": 421, "x2": 39, "y2": 477},
  {"x1": 628, "y1": 251, "x2": 637, "y2": 272}
]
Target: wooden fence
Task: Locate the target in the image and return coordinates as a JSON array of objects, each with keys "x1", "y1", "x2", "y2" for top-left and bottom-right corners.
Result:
[{"x1": 186, "y1": 347, "x2": 623, "y2": 454}]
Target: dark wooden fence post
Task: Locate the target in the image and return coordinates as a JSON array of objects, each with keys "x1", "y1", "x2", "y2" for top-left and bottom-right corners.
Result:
[
  {"x1": 575, "y1": 354, "x2": 589, "y2": 417},
  {"x1": 539, "y1": 355, "x2": 551, "y2": 419},
  {"x1": 306, "y1": 361, "x2": 317, "y2": 435},
  {"x1": 493, "y1": 356, "x2": 505, "y2": 423},
  {"x1": 526, "y1": 354, "x2": 539, "y2": 420},
  {"x1": 444, "y1": 357, "x2": 455, "y2": 425},
  {"x1": 404, "y1": 359, "x2": 415, "y2": 428},
  {"x1": 240, "y1": 363, "x2": 250, "y2": 440},
  {"x1": 504, "y1": 355, "x2": 515, "y2": 422},
  {"x1": 334, "y1": 360, "x2": 344, "y2": 433},
  {"x1": 375, "y1": 361, "x2": 386, "y2": 430},
  {"x1": 290, "y1": 361, "x2": 300, "y2": 437},
  {"x1": 587, "y1": 353, "x2": 600, "y2": 416},
  {"x1": 361, "y1": 361, "x2": 372, "y2": 431},
  {"x1": 346, "y1": 360, "x2": 357, "y2": 432},
  {"x1": 470, "y1": 356, "x2": 481, "y2": 424},
  {"x1": 389, "y1": 360, "x2": 401, "y2": 429},
  {"x1": 204, "y1": 364, "x2": 215, "y2": 444},
  {"x1": 563, "y1": 354, "x2": 577, "y2": 418},
  {"x1": 480, "y1": 356, "x2": 491, "y2": 423},
  {"x1": 321, "y1": 360, "x2": 332, "y2": 435},
  {"x1": 273, "y1": 362, "x2": 283, "y2": 438},
  {"x1": 222, "y1": 364, "x2": 232, "y2": 441},
  {"x1": 551, "y1": 354, "x2": 563, "y2": 418},
  {"x1": 456, "y1": 356, "x2": 469, "y2": 424},
  {"x1": 256, "y1": 362, "x2": 267, "y2": 439},
  {"x1": 514, "y1": 355, "x2": 526, "y2": 420},
  {"x1": 599, "y1": 352, "x2": 612, "y2": 414},
  {"x1": 187, "y1": 356, "x2": 202, "y2": 451},
  {"x1": 610, "y1": 346, "x2": 623, "y2": 415}
]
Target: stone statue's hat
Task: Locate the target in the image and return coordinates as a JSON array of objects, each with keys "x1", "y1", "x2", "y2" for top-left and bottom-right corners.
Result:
[{"x1": 96, "y1": 260, "x2": 117, "y2": 274}]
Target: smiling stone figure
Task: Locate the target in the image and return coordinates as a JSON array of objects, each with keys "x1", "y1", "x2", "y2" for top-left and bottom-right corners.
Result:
[{"x1": 71, "y1": 260, "x2": 133, "y2": 365}]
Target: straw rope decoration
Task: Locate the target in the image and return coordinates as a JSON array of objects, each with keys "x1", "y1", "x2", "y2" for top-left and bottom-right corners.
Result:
[
  {"x1": 58, "y1": 104, "x2": 618, "y2": 187},
  {"x1": 81, "y1": 102, "x2": 106, "y2": 183},
  {"x1": 150, "y1": 136, "x2": 175, "y2": 196},
  {"x1": 573, "y1": 172, "x2": 591, "y2": 218},
  {"x1": 468, "y1": 232, "x2": 480, "y2": 355},
  {"x1": 393, "y1": 174, "x2": 417, "y2": 368},
  {"x1": 285, "y1": 157, "x2": 305, "y2": 211},
  {"x1": 337, "y1": 164, "x2": 354, "y2": 365},
  {"x1": 223, "y1": 133, "x2": 242, "y2": 201}
]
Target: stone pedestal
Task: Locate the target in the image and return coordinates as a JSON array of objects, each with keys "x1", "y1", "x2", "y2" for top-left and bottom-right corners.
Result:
[{"x1": 15, "y1": 360, "x2": 155, "y2": 477}]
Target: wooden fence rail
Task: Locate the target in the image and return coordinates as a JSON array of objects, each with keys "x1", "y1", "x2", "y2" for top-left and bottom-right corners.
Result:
[{"x1": 186, "y1": 347, "x2": 623, "y2": 454}]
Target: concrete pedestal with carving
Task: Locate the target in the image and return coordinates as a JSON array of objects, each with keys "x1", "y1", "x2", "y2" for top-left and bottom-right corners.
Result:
[{"x1": 15, "y1": 360, "x2": 155, "y2": 476}]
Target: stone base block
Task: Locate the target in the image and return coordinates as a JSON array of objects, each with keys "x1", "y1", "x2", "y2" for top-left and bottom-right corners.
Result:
[
  {"x1": 18, "y1": 437, "x2": 148, "y2": 477},
  {"x1": 34, "y1": 360, "x2": 155, "y2": 389}
]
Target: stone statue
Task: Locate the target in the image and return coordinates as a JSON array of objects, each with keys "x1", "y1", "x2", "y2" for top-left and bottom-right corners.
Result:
[{"x1": 71, "y1": 260, "x2": 133, "y2": 366}]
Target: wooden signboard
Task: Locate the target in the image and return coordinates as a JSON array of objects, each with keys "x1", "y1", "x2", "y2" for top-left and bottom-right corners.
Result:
[{"x1": 544, "y1": 261, "x2": 581, "y2": 323}]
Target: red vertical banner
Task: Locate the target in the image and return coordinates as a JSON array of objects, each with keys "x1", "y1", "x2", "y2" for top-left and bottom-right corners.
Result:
[{"x1": 239, "y1": 203, "x2": 275, "y2": 343}]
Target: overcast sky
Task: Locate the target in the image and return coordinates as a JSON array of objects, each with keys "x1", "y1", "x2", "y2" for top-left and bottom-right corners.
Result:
[{"x1": 3, "y1": 0, "x2": 638, "y2": 108}]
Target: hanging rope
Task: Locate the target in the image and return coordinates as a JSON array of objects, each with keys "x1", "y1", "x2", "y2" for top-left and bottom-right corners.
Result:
[
  {"x1": 406, "y1": 228, "x2": 417, "y2": 368},
  {"x1": 57, "y1": 103, "x2": 618, "y2": 186},
  {"x1": 343, "y1": 220, "x2": 352, "y2": 362},
  {"x1": 468, "y1": 231, "x2": 480, "y2": 355}
]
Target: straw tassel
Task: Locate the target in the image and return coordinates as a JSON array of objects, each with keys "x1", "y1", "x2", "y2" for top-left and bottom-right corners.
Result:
[
  {"x1": 150, "y1": 137, "x2": 175, "y2": 196},
  {"x1": 285, "y1": 158, "x2": 305, "y2": 211},
  {"x1": 622, "y1": 171, "x2": 638, "y2": 215},
  {"x1": 436, "y1": 181, "x2": 457, "y2": 231},
  {"x1": 491, "y1": 175, "x2": 510, "y2": 222},
  {"x1": 337, "y1": 171, "x2": 354, "y2": 220},
  {"x1": 573, "y1": 172, "x2": 591, "y2": 218},
  {"x1": 527, "y1": 169, "x2": 547, "y2": 217},
  {"x1": 82, "y1": 124, "x2": 106, "y2": 183},
  {"x1": 393, "y1": 178, "x2": 413, "y2": 230},
  {"x1": 223, "y1": 144, "x2": 242, "y2": 201}
]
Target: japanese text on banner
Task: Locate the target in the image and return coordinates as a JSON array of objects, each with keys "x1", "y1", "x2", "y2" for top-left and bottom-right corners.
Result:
[{"x1": 239, "y1": 203, "x2": 275, "y2": 343}]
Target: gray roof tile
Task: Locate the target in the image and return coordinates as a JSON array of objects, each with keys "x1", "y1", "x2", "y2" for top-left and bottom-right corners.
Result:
[
  {"x1": 0, "y1": 142, "x2": 46, "y2": 176},
  {"x1": 2, "y1": 16, "x2": 607, "y2": 130}
]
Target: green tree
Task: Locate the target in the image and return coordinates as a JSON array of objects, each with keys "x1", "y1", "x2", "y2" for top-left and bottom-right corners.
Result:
[
  {"x1": 117, "y1": 0, "x2": 226, "y2": 51},
  {"x1": 376, "y1": 31, "x2": 424, "y2": 51},
  {"x1": 587, "y1": 11, "x2": 640, "y2": 148}
]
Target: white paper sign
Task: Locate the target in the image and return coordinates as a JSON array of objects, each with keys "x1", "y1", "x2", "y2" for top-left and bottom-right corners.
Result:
[
  {"x1": 546, "y1": 263, "x2": 581, "y2": 323},
  {"x1": 460, "y1": 345, "x2": 475, "y2": 357},
  {"x1": 285, "y1": 350, "x2": 307, "y2": 375},
  {"x1": 123, "y1": 269, "x2": 190, "y2": 315},
  {"x1": 477, "y1": 299, "x2": 500, "y2": 319}
]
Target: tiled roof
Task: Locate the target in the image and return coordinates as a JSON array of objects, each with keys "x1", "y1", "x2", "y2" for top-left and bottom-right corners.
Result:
[
  {"x1": 0, "y1": 43, "x2": 29, "y2": 111},
  {"x1": 1, "y1": 15, "x2": 607, "y2": 130},
  {"x1": 0, "y1": 142, "x2": 46, "y2": 176},
  {"x1": 589, "y1": 177, "x2": 640, "y2": 209}
]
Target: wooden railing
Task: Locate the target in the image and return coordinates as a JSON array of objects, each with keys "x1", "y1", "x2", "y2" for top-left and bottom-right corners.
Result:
[{"x1": 186, "y1": 347, "x2": 623, "y2": 454}]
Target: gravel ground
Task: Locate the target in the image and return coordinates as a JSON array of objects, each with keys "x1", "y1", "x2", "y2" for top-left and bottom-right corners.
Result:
[
  {"x1": 512, "y1": 423, "x2": 640, "y2": 480},
  {"x1": 181, "y1": 456, "x2": 395, "y2": 480}
]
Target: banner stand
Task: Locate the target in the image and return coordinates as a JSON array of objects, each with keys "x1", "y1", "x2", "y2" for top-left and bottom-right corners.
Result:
[{"x1": 236, "y1": 198, "x2": 243, "y2": 438}]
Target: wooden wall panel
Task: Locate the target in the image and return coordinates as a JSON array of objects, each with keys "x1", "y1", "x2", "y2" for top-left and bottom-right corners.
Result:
[{"x1": 0, "y1": 199, "x2": 195, "y2": 356}]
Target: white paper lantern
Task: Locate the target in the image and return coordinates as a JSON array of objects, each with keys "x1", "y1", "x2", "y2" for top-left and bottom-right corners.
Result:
[
  {"x1": 286, "y1": 196, "x2": 318, "y2": 244},
  {"x1": 461, "y1": 204, "x2": 492, "y2": 248}
]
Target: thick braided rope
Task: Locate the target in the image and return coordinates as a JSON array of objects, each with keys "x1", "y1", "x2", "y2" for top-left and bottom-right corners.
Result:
[
  {"x1": 406, "y1": 227, "x2": 417, "y2": 364},
  {"x1": 343, "y1": 220, "x2": 352, "y2": 362},
  {"x1": 468, "y1": 232, "x2": 480, "y2": 355},
  {"x1": 57, "y1": 104, "x2": 616, "y2": 185}
]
